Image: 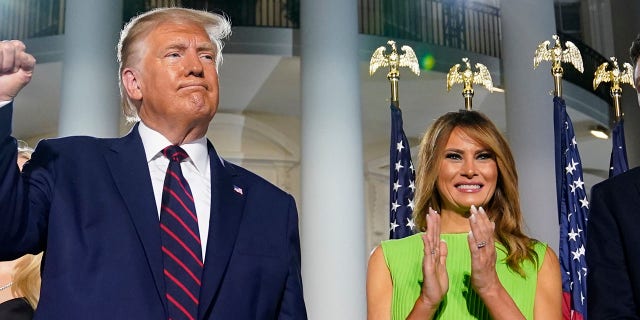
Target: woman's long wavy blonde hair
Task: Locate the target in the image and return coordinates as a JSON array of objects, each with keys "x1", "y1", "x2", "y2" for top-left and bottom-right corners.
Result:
[
  {"x1": 12, "y1": 253, "x2": 42, "y2": 309},
  {"x1": 413, "y1": 111, "x2": 538, "y2": 276}
]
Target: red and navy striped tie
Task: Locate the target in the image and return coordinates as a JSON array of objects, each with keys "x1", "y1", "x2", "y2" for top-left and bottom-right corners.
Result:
[{"x1": 160, "y1": 145, "x2": 202, "y2": 320}]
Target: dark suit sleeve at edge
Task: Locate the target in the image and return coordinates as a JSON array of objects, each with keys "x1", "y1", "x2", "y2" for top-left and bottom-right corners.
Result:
[
  {"x1": 587, "y1": 182, "x2": 640, "y2": 319},
  {"x1": 277, "y1": 195, "x2": 308, "y2": 319},
  {"x1": 0, "y1": 102, "x2": 48, "y2": 258},
  {"x1": 0, "y1": 103, "x2": 21, "y2": 251}
]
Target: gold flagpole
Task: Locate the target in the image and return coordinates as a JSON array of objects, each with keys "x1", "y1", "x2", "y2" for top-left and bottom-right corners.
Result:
[
  {"x1": 446, "y1": 57, "x2": 494, "y2": 110},
  {"x1": 533, "y1": 34, "x2": 584, "y2": 98},
  {"x1": 369, "y1": 40, "x2": 420, "y2": 108},
  {"x1": 593, "y1": 56, "x2": 635, "y2": 122}
]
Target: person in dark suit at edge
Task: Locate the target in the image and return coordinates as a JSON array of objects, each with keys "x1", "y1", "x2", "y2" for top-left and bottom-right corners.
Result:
[
  {"x1": 587, "y1": 33, "x2": 640, "y2": 319},
  {"x1": 0, "y1": 142, "x2": 41, "y2": 319},
  {"x1": 0, "y1": 7, "x2": 306, "y2": 320}
]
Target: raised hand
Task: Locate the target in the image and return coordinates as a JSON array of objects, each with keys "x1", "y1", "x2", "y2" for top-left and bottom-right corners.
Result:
[
  {"x1": 467, "y1": 205, "x2": 500, "y2": 295},
  {"x1": 419, "y1": 207, "x2": 449, "y2": 307},
  {"x1": 0, "y1": 40, "x2": 36, "y2": 101}
]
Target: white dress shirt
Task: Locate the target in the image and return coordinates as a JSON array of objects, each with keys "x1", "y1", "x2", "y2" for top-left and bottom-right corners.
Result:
[{"x1": 138, "y1": 121, "x2": 212, "y2": 260}]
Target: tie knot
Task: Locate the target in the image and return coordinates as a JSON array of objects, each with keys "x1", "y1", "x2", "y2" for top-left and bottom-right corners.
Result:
[{"x1": 162, "y1": 145, "x2": 189, "y2": 163}]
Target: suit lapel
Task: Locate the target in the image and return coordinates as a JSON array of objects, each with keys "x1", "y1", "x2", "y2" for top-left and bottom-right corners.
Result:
[
  {"x1": 198, "y1": 141, "x2": 246, "y2": 318},
  {"x1": 104, "y1": 124, "x2": 167, "y2": 313}
]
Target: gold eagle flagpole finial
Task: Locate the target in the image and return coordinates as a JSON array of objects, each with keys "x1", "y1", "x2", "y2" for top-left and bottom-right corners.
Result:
[
  {"x1": 593, "y1": 56, "x2": 635, "y2": 121},
  {"x1": 370, "y1": 40, "x2": 420, "y2": 108},
  {"x1": 533, "y1": 34, "x2": 584, "y2": 98},
  {"x1": 446, "y1": 57, "x2": 494, "y2": 110}
]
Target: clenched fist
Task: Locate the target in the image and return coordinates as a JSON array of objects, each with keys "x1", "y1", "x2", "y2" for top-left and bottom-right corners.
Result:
[{"x1": 0, "y1": 40, "x2": 36, "y2": 101}]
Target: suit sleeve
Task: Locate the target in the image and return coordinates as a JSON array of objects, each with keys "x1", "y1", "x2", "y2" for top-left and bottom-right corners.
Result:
[
  {"x1": 277, "y1": 195, "x2": 308, "y2": 319},
  {"x1": 0, "y1": 102, "x2": 48, "y2": 259},
  {"x1": 587, "y1": 182, "x2": 640, "y2": 319}
]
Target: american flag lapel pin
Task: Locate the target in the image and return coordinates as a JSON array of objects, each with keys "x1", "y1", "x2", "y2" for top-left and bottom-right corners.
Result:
[{"x1": 233, "y1": 185, "x2": 243, "y2": 195}]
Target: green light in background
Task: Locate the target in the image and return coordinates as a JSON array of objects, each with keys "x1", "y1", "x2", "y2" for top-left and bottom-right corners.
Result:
[{"x1": 421, "y1": 54, "x2": 436, "y2": 70}]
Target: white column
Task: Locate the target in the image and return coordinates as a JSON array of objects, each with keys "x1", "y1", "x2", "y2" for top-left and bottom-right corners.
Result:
[
  {"x1": 58, "y1": 0, "x2": 122, "y2": 137},
  {"x1": 300, "y1": 0, "x2": 366, "y2": 318},
  {"x1": 501, "y1": 0, "x2": 559, "y2": 249}
]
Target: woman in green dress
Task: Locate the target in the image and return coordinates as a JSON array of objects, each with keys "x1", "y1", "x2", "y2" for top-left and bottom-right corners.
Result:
[{"x1": 367, "y1": 111, "x2": 562, "y2": 319}]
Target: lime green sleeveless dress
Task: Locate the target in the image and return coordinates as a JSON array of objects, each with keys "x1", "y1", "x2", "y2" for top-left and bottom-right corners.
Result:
[{"x1": 381, "y1": 233, "x2": 547, "y2": 319}]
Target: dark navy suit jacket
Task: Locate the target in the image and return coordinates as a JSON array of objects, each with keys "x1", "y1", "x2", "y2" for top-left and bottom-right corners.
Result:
[
  {"x1": 587, "y1": 167, "x2": 640, "y2": 319},
  {"x1": 0, "y1": 103, "x2": 307, "y2": 319}
]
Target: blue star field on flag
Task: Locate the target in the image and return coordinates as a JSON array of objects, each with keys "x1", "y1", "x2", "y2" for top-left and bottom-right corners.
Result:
[
  {"x1": 609, "y1": 118, "x2": 628, "y2": 177},
  {"x1": 553, "y1": 97, "x2": 588, "y2": 320},
  {"x1": 389, "y1": 104, "x2": 416, "y2": 239}
]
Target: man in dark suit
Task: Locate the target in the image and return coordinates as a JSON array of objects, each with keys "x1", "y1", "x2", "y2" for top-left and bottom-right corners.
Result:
[
  {"x1": 0, "y1": 7, "x2": 307, "y2": 319},
  {"x1": 587, "y1": 33, "x2": 640, "y2": 318}
]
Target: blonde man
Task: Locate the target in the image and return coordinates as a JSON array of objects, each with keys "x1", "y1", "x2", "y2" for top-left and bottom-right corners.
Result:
[{"x1": 0, "y1": 8, "x2": 306, "y2": 319}]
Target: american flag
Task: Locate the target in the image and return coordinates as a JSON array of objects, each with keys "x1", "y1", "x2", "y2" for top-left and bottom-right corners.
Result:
[
  {"x1": 554, "y1": 97, "x2": 588, "y2": 320},
  {"x1": 389, "y1": 104, "x2": 416, "y2": 239},
  {"x1": 609, "y1": 119, "x2": 628, "y2": 177}
]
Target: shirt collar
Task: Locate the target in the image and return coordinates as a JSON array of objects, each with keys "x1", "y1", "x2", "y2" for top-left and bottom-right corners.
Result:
[{"x1": 138, "y1": 121, "x2": 209, "y2": 173}]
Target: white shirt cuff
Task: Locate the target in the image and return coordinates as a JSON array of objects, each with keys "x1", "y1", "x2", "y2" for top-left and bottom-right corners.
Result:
[{"x1": 0, "y1": 100, "x2": 11, "y2": 108}]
